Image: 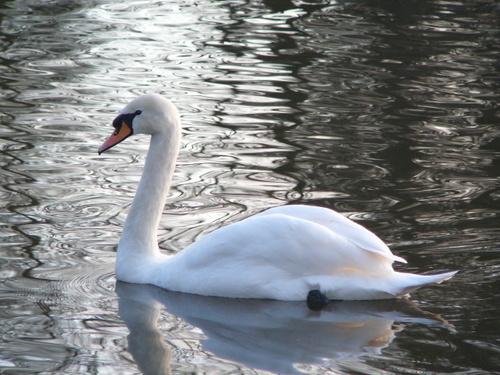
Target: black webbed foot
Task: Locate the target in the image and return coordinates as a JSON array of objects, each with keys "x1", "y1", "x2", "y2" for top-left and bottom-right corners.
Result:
[{"x1": 307, "y1": 289, "x2": 329, "y2": 311}]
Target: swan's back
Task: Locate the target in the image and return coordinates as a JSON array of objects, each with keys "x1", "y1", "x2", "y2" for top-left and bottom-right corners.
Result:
[
  {"x1": 255, "y1": 205, "x2": 406, "y2": 263},
  {"x1": 150, "y1": 205, "x2": 445, "y2": 301}
]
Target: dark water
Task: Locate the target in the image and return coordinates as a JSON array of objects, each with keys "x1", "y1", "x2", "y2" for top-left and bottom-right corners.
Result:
[{"x1": 0, "y1": 0, "x2": 498, "y2": 374}]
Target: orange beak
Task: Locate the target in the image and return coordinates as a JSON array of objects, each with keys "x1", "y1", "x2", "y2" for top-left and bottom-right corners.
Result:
[{"x1": 98, "y1": 121, "x2": 133, "y2": 155}]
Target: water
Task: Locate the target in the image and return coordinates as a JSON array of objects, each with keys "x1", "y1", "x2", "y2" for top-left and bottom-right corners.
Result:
[{"x1": 0, "y1": 0, "x2": 498, "y2": 374}]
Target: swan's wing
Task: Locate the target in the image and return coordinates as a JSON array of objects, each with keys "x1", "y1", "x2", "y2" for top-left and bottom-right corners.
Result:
[
  {"x1": 173, "y1": 213, "x2": 394, "y2": 300},
  {"x1": 256, "y1": 205, "x2": 406, "y2": 264}
]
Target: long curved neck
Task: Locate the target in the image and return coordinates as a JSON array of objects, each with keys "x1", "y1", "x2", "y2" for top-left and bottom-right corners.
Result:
[{"x1": 117, "y1": 126, "x2": 181, "y2": 263}]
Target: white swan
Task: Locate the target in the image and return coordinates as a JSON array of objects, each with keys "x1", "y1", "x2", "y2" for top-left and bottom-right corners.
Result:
[{"x1": 98, "y1": 93, "x2": 456, "y2": 304}]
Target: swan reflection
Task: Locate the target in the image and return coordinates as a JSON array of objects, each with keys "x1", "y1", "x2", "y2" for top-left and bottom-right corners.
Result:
[{"x1": 116, "y1": 282, "x2": 450, "y2": 375}]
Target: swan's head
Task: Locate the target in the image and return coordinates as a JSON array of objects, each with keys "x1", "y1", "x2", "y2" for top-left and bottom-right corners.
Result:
[{"x1": 98, "y1": 93, "x2": 180, "y2": 154}]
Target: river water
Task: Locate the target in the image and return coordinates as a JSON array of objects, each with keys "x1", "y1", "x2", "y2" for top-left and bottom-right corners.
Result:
[{"x1": 0, "y1": 0, "x2": 498, "y2": 374}]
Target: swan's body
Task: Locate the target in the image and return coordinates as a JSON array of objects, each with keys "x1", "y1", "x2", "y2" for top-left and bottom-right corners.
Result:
[{"x1": 99, "y1": 93, "x2": 456, "y2": 301}]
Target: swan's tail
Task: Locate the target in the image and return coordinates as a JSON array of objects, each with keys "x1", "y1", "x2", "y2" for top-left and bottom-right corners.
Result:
[{"x1": 391, "y1": 270, "x2": 457, "y2": 297}]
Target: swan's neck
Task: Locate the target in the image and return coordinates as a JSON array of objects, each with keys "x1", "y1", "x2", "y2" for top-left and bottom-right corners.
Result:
[{"x1": 117, "y1": 127, "x2": 180, "y2": 270}]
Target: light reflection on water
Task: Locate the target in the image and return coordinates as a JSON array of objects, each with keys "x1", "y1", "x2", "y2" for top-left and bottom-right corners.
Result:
[{"x1": 0, "y1": 0, "x2": 498, "y2": 374}]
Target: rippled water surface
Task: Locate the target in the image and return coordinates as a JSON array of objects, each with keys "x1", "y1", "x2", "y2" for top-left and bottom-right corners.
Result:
[{"x1": 0, "y1": 0, "x2": 499, "y2": 374}]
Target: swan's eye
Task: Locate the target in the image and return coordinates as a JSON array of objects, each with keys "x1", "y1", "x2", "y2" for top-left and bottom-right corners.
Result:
[{"x1": 111, "y1": 110, "x2": 141, "y2": 135}]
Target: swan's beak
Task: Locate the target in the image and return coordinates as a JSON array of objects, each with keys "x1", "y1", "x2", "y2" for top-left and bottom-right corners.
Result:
[{"x1": 98, "y1": 121, "x2": 133, "y2": 154}]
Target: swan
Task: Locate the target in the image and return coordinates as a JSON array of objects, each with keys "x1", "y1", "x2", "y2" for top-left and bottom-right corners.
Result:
[{"x1": 98, "y1": 93, "x2": 456, "y2": 307}]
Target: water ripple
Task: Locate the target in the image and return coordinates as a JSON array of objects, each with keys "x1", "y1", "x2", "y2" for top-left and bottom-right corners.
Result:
[{"x1": 0, "y1": 0, "x2": 498, "y2": 374}]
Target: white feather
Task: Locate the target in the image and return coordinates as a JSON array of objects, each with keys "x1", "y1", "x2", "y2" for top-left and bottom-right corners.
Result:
[{"x1": 101, "y1": 93, "x2": 456, "y2": 301}]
